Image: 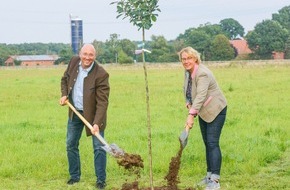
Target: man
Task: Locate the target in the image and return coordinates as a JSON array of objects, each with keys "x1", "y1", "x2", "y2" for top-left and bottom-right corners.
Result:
[{"x1": 59, "y1": 44, "x2": 110, "y2": 189}]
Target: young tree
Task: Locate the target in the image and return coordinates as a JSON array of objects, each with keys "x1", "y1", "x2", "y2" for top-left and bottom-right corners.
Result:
[
  {"x1": 111, "y1": 0, "x2": 160, "y2": 59},
  {"x1": 111, "y1": 1, "x2": 160, "y2": 188}
]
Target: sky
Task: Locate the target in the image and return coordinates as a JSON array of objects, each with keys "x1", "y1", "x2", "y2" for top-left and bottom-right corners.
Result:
[{"x1": 0, "y1": 0, "x2": 289, "y2": 44}]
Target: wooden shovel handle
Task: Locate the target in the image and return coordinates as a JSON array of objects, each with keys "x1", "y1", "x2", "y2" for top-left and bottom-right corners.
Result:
[
  {"x1": 65, "y1": 100, "x2": 109, "y2": 146},
  {"x1": 65, "y1": 100, "x2": 93, "y2": 129}
]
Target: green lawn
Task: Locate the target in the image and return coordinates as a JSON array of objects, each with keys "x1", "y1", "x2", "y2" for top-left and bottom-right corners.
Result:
[{"x1": 0, "y1": 63, "x2": 289, "y2": 190}]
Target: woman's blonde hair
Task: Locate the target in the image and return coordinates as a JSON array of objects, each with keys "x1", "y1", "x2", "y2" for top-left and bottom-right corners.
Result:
[{"x1": 178, "y1": 46, "x2": 201, "y2": 64}]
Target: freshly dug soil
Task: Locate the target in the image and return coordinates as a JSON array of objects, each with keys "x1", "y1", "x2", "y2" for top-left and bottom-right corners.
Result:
[
  {"x1": 121, "y1": 181, "x2": 139, "y2": 189},
  {"x1": 164, "y1": 141, "x2": 183, "y2": 188},
  {"x1": 117, "y1": 153, "x2": 144, "y2": 170},
  {"x1": 116, "y1": 152, "x2": 144, "y2": 178},
  {"x1": 117, "y1": 140, "x2": 196, "y2": 190}
]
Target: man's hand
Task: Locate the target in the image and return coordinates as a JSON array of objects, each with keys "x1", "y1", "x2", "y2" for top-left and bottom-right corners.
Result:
[
  {"x1": 91, "y1": 124, "x2": 100, "y2": 135},
  {"x1": 59, "y1": 96, "x2": 67, "y2": 106}
]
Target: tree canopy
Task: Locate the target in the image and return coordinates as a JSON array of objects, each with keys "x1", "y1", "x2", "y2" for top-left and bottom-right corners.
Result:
[
  {"x1": 111, "y1": 0, "x2": 160, "y2": 31},
  {"x1": 220, "y1": 18, "x2": 245, "y2": 39},
  {"x1": 209, "y1": 34, "x2": 235, "y2": 61},
  {"x1": 246, "y1": 19, "x2": 289, "y2": 59},
  {"x1": 272, "y1": 6, "x2": 290, "y2": 32}
]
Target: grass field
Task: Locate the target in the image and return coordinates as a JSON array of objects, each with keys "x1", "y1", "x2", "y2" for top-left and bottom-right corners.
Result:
[{"x1": 0, "y1": 62, "x2": 289, "y2": 190}]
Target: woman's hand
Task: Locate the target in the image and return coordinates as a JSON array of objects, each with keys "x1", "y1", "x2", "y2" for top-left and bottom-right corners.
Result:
[{"x1": 186, "y1": 114, "x2": 195, "y2": 129}]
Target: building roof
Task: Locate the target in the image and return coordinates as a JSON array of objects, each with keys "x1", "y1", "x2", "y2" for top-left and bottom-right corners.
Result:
[
  {"x1": 12, "y1": 55, "x2": 59, "y2": 61},
  {"x1": 230, "y1": 39, "x2": 252, "y2": 54}
]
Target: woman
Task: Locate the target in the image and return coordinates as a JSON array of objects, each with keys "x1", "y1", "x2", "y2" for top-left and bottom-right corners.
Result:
[{"x1": 179, "y1": 47, "x2": 227, "y2": 190}]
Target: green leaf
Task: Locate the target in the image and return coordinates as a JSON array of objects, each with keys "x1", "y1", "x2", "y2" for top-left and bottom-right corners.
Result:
[
  {"x1": 151, "y1": 15, "x2": 156, "y2": 22},
  {"x1": 111, "y1": 0, "x2": 161, "y2": 38}
]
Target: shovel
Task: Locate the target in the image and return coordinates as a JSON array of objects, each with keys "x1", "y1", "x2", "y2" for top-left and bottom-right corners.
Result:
[
  {"x1": 179, "y1": 125, "x2": 191, "y2": 148},
  {"x1": 65, "y1": 100, "x2": 124, "y2": 158}
]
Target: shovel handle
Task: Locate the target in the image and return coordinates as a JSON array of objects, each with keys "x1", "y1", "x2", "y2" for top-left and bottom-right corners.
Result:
[
  {"x1": 65, "y1": 100, "x2": 109, "y2": 147},
  {"x1": 184, "y1": 124, "x2": 191, "y2": 132}
]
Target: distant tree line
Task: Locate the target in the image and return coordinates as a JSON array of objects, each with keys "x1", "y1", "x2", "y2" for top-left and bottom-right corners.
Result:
[{"x1": 0, "y1": 5, "x2": 289, "y2": 65}]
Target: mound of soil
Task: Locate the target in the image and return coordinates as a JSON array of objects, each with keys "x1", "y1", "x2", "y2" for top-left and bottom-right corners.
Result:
[
  {"x1": 117, "y1": 153, "x2": 144, "y2": 170},
  {"x1": 116, "y1": 152, "x2": 144, "y2": 179},
  {"x1": 118, "y1": 141, "x2": 196, "y2": 190}
]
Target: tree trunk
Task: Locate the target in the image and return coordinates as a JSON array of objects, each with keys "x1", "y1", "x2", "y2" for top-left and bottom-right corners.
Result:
[{"x1": 142, "y1": 27, "x2": 153, "y2": 190}]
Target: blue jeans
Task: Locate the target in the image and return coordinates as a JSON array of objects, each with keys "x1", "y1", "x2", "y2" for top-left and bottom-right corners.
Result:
[
  {"x1": 199, "y1": 106, "x2": 227, "y2": 175},
  {"x1": 66, "y1": 113, "x2": 107, "y2": 183}
]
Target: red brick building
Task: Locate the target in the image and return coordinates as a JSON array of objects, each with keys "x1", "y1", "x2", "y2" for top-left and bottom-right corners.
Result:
[
  {"x1": 230, "y1": 39, "x2": 252, "y2": 55},
  {"x1": 4, "y1": 55, "x2": 59, "y2": 66},
  {"x1": 272, "y1": 51, "x2": 285, "y2": 59},
  {"x1": 230, "y1": 39, "x2": 285, "y2": 59}
]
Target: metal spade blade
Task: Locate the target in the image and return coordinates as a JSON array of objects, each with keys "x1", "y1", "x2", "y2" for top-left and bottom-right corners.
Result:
[{"x1": 179, "y1": 129, "x2": 189, "y2": 148}]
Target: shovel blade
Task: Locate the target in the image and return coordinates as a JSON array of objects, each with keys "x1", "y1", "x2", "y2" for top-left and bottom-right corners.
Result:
[
  {"x1": 179, "y1": 129, "x2": 189, "y2": 148},
  {"x1": 101, "y1": 143, "x2": 125, "y2": 158}
]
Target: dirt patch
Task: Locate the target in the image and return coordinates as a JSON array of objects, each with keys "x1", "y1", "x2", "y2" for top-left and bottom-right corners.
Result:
[
  {"x1": 120, "y1": 181, "x2": 139, "y2": 190},
  {"x1": 112, "y1": 152, "x2": 144, "y2": 190},
  {"x1": 117, "y1": 141, "x2": 196, "y2": 190},
  {"x1": 164, "y1": 141, "x2": 184, "y2": 189},
  {"x1": 155, "y1": 140, "x2": 195, "y2": 190},
  {"x1": 117, "y1": 153, "x2": 144, "y2": 170}
]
